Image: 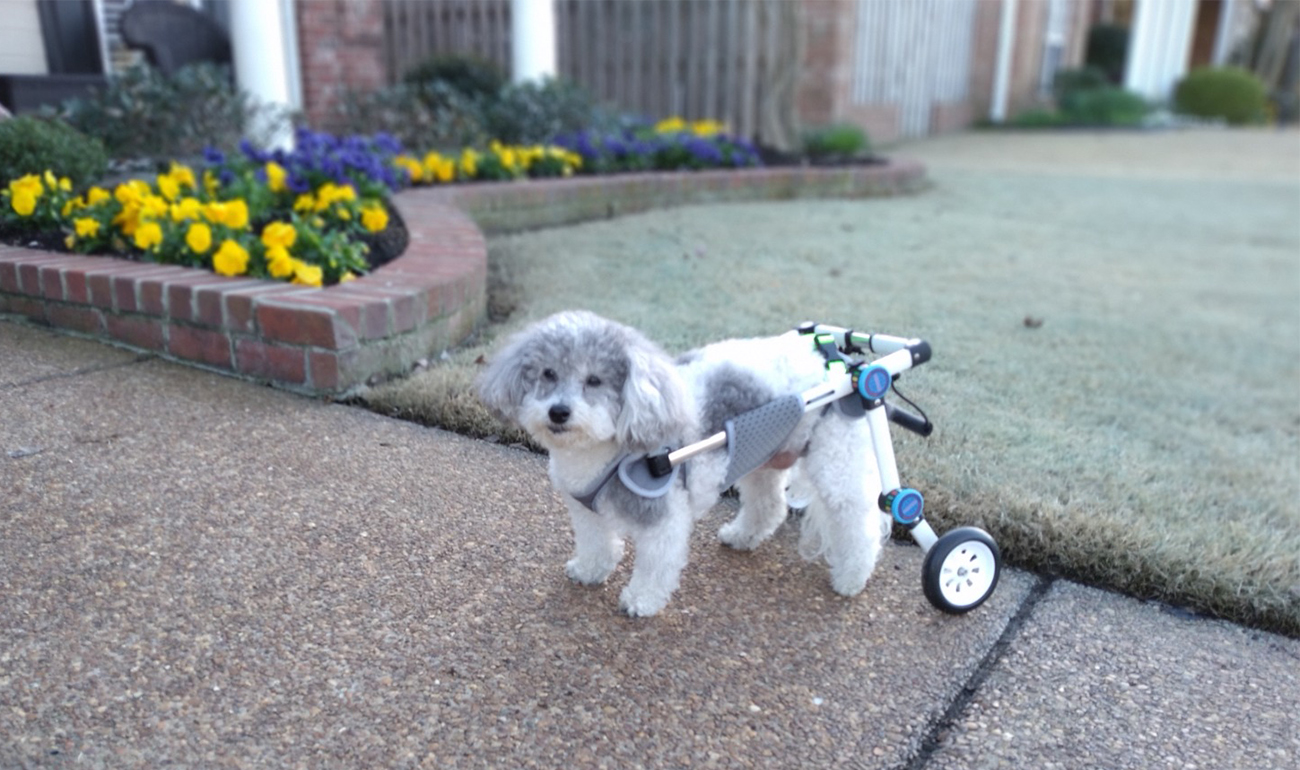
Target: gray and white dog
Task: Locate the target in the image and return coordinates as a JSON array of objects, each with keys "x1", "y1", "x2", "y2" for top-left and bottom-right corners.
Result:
[{"x1": 477, "y1": 310, "x2": 886, "y2": 617}]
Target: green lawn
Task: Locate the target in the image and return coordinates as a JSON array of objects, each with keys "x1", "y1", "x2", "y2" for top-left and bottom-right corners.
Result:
[{"x1": 362, "y1": 131, "x2": 1300, "y2": 635}]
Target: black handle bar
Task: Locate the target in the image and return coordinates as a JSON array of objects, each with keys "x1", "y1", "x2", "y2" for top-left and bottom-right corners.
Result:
[{"x1": 885, "y1": 401, "x2": 933, "y2": 437}]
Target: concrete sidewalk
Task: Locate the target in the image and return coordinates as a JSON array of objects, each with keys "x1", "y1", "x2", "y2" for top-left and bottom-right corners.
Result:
[{"x1": 2, "y1": 319, "x2": 1296, "y2": 769}]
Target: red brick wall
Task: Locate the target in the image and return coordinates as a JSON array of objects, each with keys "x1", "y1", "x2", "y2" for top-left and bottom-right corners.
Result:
[
  {"x1": 295, "y1": 0, "x2": 388, "y2": 130},
  {"x1": 796, "y1": 0, "x2": 857, "y2": 129}
]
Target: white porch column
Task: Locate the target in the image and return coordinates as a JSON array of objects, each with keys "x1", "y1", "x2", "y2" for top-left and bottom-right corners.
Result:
[
  {"x1": 229, "y1": 0, "x2": 298, "y2": 150},
  {"x1": 1123, "y1": 0, "x2": 1198, "y2": 103},
  {"x1": 511, "y1": 0, "x2": 557, "y2": 84},
  {"x1": 989, "y1": 0, "x2": 1019, "y2": 122}
]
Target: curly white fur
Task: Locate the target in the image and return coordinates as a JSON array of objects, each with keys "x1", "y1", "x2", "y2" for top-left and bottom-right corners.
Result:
[{"x1": 477, "y1": 310, "x2": 887, "y2": 617}]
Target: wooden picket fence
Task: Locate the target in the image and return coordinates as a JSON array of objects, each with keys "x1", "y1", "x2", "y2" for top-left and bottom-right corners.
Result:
[
  {"x1": 381, "y1": 0, "x2": 799, "y2": 144},
  {"x1": 381, "y1": 0, "x2": 986, "y2": 142}
]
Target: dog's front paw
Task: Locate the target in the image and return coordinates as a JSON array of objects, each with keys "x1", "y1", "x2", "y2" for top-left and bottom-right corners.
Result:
[
  {"x1": 618, "y1": 586, "x2": 668, "y2": 618},
  {"x1": 565, "y1": 558, "x2": 615, "y2": 585}
]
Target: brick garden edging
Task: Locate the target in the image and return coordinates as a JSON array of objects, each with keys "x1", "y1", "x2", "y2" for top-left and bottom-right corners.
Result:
[{"x1": 0, "y1": 160, "x2": 926, "y2": 396}]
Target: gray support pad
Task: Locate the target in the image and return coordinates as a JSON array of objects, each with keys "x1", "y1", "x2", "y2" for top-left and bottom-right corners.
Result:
[{"x1": 722, "y1": 394, "x2": 806, "y2": 488}]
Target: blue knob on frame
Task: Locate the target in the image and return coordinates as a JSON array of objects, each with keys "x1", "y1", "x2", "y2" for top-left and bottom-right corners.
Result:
[
  {"x1": 891, "y1": 488, "x2": 924, "y2": 526},
  {"x1": 857, "y1": 364, "x2": 892, "y2": 400}
]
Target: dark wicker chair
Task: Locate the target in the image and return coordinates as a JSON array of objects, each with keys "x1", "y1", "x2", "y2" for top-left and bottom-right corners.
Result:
[{"x1": 119, "y1": 0, "x2": 232, "y2": 76}]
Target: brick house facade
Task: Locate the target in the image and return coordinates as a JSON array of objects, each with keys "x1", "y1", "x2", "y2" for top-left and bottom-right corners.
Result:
[{"x1": 291, "y1": 0, "x2": 1090, "y2": 145}]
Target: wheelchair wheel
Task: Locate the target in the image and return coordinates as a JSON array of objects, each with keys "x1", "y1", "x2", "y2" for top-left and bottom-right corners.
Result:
[{"x1": 922, "y1": 527, "x2": 1001, "y2": 613}]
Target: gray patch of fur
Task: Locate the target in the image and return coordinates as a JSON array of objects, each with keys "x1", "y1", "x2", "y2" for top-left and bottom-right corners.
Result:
[{"x1": 698, "y1": 363, "x2": 778, "y2": 437}]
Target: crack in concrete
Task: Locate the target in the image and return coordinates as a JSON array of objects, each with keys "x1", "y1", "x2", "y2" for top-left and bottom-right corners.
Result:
[
  {"x1": 899, "y1": 575, "x2": 1056, "y2": 770},
  {"x1": 0, "y1": 353, "x2": 155, "y2": 391}
]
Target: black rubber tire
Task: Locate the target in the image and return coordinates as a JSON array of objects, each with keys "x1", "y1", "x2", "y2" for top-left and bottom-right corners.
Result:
[{"x1": 922, "y1": 527, "x2": 1001, "y2": 614}]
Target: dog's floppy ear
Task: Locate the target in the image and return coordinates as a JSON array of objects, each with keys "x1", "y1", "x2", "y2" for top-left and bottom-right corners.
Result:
[
  {"x1": 475, "y1": 328, "x2": 536, "y2": 424},
  {"x1": 617, "y1": 343, "x2": 694, "y2": 449}
]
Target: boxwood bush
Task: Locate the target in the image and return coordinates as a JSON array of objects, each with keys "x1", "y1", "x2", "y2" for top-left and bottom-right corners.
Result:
[
  {"x1": 1175, "y1": 66, "x2": 1268, "y2": 125},
  {"x1": 0, "y1": 115, "x2": 108, "y2": 188}
]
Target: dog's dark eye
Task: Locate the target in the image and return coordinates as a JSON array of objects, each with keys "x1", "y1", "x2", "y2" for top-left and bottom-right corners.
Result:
[
  {"x1": 542, "y1": 368, "x2": 558, "y2": 382},
  {"x1": 585, "y1": 374, "x2": 602, "y2": 388}
]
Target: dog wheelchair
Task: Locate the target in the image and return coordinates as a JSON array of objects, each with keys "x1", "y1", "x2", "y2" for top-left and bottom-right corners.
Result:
[{"x1": 621, "y1": 323, "x2": 1002, "y2": 614}]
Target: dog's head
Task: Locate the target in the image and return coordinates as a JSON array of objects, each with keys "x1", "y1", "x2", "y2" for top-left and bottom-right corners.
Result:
[{"x1": 477, "y1": 311, "x2": 695, "y2": 452}]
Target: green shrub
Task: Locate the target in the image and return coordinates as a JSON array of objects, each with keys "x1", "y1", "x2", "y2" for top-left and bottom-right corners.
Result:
[
  {"x1": 1086, "y1": 23, "x2": 1129, "y2": 84},
  {"x1": 1062, "y1": 86, "x2": 1148, "y2": 126},
  {"x1": 480, "y1": 77, "x2": 596, "y2": 145},
  {"x1": 53, "y1": 63, "x2": 287, "y2": 162},
  {"x1": 1008, "y1": 109, "x2": 1067, "y2": 128},
  {"x1": 802, "y1": 123, "x2": 870, "y2": 160},
  {"x1": 0, "y1": 115, "x2": 108, "y2": 188},
  {"x1": 1174, "y1": 66, "x2": 1268, "y2": 125},
  {"x1": 1053, "y1": 66, "x2": 1110, "y2": 106},
  {"x1": 403, "y1": 55, "x2": 505, "y2": 102},
  {"x1": 335, "y1": 81, "x2": 488, "y2": 152}
]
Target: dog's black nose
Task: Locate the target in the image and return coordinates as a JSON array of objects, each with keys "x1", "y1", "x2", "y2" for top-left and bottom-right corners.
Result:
[{"x1": 548, "y1": 404, "x2": 571, "y2": 424}]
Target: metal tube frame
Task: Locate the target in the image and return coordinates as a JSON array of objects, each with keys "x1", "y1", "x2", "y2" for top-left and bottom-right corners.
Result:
[{"x1": 653, "y1": 323, "x2": 941, "y2": 553}]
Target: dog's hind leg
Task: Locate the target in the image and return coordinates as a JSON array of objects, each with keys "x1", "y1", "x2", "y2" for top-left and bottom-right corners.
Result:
[
  {"x1": 800, "y1": 416, "x2": 883, "y2": 597},
  {"x1": 718, "y1": 468, "x2": 790, "y2": 551},
  {"x1": 564, "y1": 499, "x2": 625, "y2": 585}
]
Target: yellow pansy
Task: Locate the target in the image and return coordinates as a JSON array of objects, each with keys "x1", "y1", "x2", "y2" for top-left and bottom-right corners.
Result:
[
  {"x1": 74, "y1": 217, "x2": 100, "y2": 238},
  {"x1": 9, "y1": 174, "x2": 43, "y2": 215},
  {"x1": 212, "y1": 239, "x2": 250, "y2": 276},
  {"x1": 460, "y1": 148, "x2": 479, "y2": 178},
  {"x1": 43, "y1": 170, "x2": 58, "y2": 190},
  {"x1": 291, "y1": 261, "x2": 323, "y2": 287},
  {"x1": 310, "y1": 182, "x2": 357, "y2": 213},
  {"x1": 265, "y1": 161, "x2": 287, "y2": 193},
  {"x1": 690, "y1": 119, "x2": 727, "y2": 137},
  {"x1": 654, "y1": 116, "x2": 686, "y2": 134},
  {"x1": 186, "y1": 222, "x2": 212, "y2": 253},
  {"x1": 394, "y1": 155, "x2": 424, "y2": 183},
  {"x1": 203, "y1": 199, "x2": 250, "y2": 229},
  {"x1": 86, "y1": 186, "x2": 111, "y2": 205},
  {"x1": 140, "y1": 195, "x2": 169, "y2": 221},
  {"x1": 157, "y1": 173, "x2": 181, "y2": 202},
  {"x1": 169, "y1": 163, "x2": 196, "y2": 188},
  {"x1": 203, "y1": 170, "x2": 219, "y2": 197},
  {"x1": 361, "y1": 205, "x2": 388, "y2": 233},
  {"x1": 421, "y1": 152, "x2": 455, "y2": 183},
  {"x1": 10, "y1": 173, "x2": 43, "y2": 196},
  {"x1": 265, "y1": 245, "x2": 295, "y2": 278},
  {"x1": 114, "y1": 179, "x2": 150, "y2": 206},
  {"x1": 113, "y1": 207, "x2": 141, "y2": 236},
  {"x1": 293, "y1": 193, "x2": 315, "y2": 213},
  {"x1": 224, "y1": 199, "x2": 249, "y2": 229},
  {"x1": 134, "y1": 221, "x2": 163, "y2": 251},
  {"x1": 170, "y1": 197, "x2": 203, "y2": 222},
  {"x1": 260, "y1": 221, "x2": 296, "y2": 250},
  {"x1": 12, "y1": 190, "x2": 38, "y2": 216},
  {"x1": 491, "y1": 141, "x2": 518, "y2": 171}
]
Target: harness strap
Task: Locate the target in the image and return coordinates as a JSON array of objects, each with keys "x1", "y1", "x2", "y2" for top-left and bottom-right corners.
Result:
[
  {"x1": 570, "y1": 454, "x2": 627, "y2": 512},
  {"x1": 571, "y1": 450, "x2": 686, "y2": 513}
]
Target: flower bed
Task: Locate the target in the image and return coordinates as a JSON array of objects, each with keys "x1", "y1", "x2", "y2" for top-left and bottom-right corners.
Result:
[{"x1": 1, "y1": 120, "x2": 926, "y2": 395}]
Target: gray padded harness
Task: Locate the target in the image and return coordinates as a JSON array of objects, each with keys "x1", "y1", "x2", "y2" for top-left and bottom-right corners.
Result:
[
  {"x1": 571, "y1": 393, "x2": 805, "y2": 512},
  {"x1": 570, "y1": 451, "x2": 684, "y2": 513}
]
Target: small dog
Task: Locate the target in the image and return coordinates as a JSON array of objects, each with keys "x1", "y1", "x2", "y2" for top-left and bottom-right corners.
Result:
[{"x1": 477, "y1": 310, "x2": 886, "y2": 617}]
